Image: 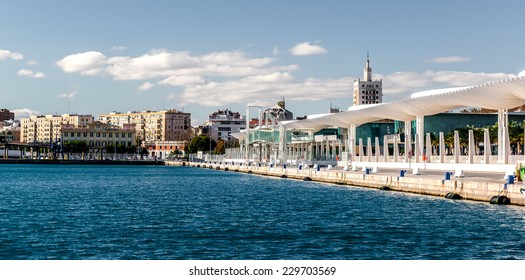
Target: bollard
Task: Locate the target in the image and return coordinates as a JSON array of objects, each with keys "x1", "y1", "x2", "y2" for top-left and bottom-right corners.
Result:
[{"x1": 399, "y1": 170, "x2": 406, "y2": 177}]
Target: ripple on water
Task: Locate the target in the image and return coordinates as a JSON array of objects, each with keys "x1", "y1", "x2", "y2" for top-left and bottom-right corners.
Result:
[{"x1": 1, "y1": 164, "x2": 525, "y2": 260}]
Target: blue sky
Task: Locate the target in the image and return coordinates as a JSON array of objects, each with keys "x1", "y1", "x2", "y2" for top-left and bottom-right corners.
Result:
[{"x1": 1, "y1": 0, "x2": 525, "y2": 125}]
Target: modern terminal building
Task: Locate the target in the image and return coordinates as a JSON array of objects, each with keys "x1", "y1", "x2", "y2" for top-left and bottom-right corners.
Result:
[{"x1": 226, "y1": 59, "x2": 525, "y2": 174}]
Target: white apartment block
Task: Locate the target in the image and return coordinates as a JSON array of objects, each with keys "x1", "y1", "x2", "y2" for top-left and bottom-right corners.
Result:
[
  {"x1": 205, "y1": 109, "x2": 245, "y2": 141},
  {"x1": 98, "y1": 109, "x2": 192, "y2": 142},
  {"x1": 20, "y1": 114, "x2": 94, "y2": 143}
]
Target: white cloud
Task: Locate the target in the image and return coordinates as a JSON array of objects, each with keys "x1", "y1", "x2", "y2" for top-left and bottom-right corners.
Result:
[
  {"x1": 56, "y1": 48, "x2": 517, "y2": 109},
  {"x1": 58, "y1": 90, "x2": 77, "y2": 98},
  {"x1": 289, "y1": 42, "x2": 328, "y2": 56},
  {"x1": 381, "y1": 70, "x2": 515, "y2": 95},
  {"x1": 426, "y1": 56, "x2": 471, "y2": 63},
  {"x1": 17, "y1": 69, "x2": 48, "y2": 78},
  {"x1": 12, "y1": 108, "x2": 40, "y2": 119},
  {"x1": 138, "y1": 82, "x2": 154, "y2": 91},
  {"x1": 27, "y1": 60, "x2": 37, "y2": 65},
  {"x1": 0, "y1": 49, "x2": 23, "y2": 61},
  {"x1": 111, "y1": 46, "x2": 127, "y2": 51},
  {"x1": 170, "y1": 73, "x2": 352, "y2": 106},
  {"x1": 159, "y1": 75, "x2": 206, "y2": 86},
  {"x1": 56, "y1": 51, "x2": 107, "y2": 76}
]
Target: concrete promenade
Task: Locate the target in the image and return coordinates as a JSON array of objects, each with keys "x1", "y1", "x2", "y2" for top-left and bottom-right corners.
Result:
[{"x1": 167, "y1": 161, "x2": 525, "y2": 207}]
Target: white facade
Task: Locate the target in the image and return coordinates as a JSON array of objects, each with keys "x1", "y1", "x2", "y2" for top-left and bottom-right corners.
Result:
[
  {"x1": 98, "y1": 110, "x2": 192, "y2": 142},
  {"x1": 206, "y1": 109, "x2": 245, "y2": 141},
  {"x1": 20, "y1": 114, "x2": 94, "y2": 143},
  {"x1": 353, "y1": 54, "x2": 383, "y2": 105}
]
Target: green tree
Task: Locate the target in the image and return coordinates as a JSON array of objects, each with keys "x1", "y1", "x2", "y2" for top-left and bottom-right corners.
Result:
[
  {"x1": 188, "y1": 135, "x2": 216, "y2": 153},
  {"x1": 63, "y1": 140, "x2": 87, "y2": 153},
  {"x1": 215, "y1": 139, "x2": 225, "y2": 154}
]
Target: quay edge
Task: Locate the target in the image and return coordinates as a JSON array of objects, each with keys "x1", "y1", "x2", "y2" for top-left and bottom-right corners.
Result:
[{"x1": 166, "y1": 161, "x2": 525, "y2": 207}]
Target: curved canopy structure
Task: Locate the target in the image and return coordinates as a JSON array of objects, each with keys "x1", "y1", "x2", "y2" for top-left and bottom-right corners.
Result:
[{"x1": 283, "y1": 76, "x2": 525, "y2": 130}]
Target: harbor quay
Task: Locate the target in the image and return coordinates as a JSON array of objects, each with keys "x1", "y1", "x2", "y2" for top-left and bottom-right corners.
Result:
[{"x1": 167, "y1": 161, "x2": 525, "y2": 207}]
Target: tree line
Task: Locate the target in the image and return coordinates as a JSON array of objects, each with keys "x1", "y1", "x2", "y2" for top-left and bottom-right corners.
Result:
[{"x1": 427, "y1": 121, "x2": 525, "y2": 155}]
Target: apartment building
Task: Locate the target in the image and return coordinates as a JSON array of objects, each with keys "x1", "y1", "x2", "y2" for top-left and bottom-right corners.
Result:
[
  {"x1": 205, "y1": 109, "x2": 245, "y2": 141},
  {"x1": 61, "y1": 121, "x2": 136, "y2": 148},
  {"x1": 98, "y1": 109, "x2": 192, "y2": 142},
  {"x1": 0, "y1": 109, "x2": 14, "y2": 122},
  {"x1": 20, "y1": 114, "x2": 94, "y2": 143}
]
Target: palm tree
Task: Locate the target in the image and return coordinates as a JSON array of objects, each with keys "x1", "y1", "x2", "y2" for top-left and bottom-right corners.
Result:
[
  {"x1": 444, "y1": 131, "x2": 455, "y2": 155},
  {"x1": 509, "y1": 121, "x2": 524, "y2": 155}
]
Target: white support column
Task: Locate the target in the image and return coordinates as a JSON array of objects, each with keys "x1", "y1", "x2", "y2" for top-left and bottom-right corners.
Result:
[
  {"x1": 332, "y1": 140, "x2": 336, "y2": 161},
  {"x1": 338, "y1": 139, "x2": 342, "y2": 161},
  {"x1": 324, "y1": 141, "x2": 328, "y2": 161},
  {"x1": 393, "y1": 135, "x2": 399, "y2": 162},
  {"x1": 291, "y1": 144, "x2": 297, "y2": 160},
  {"x1": 484, "y1": 128, "x2": 490, "y2": 164},
  {"x1": 404, "y1": 120, "x2": 412, "y2": 162},
  {"x1": 414, "y1": 134, "x2": 421, "y2": 163},
  {"x1": 454, "y1": 130, "x2": 460, "y2": 163},
  {"x1": 383, "y1": 135, "x2": 389, "y2": 162},
  {"x1": 348, "y1": 125, "x2": 356, "y2": 162},
  {"x1": 359, "y1": 138, "x2": 364, "y2": 162},
  {"x1": 367, "y1": 137, "x2": 372, "y2": 162},
  {"x1": 278, "y1": 123, "x2": 286, "y2": 163},
  {"x1": 416, "y1": 115, "x2": 425, "y2": 158},
  {"x1": 245, "y1": 107, "x2": 250, "y2": 162},
  {"x1": 468, "y1": 129, "x2": 474, "y2": 164},
  {"x1": 375, "y1": 136, "x2": 380, "y2": 162},
  {"x1": 425, "y1": 132, "x2": 431, "y2": 163},
  {"x1": 439, "y1": 132, "x2": 445, "y2": 163},
  {"x1": 497, "y1": 109, "x2": 510, "y2": 164}
]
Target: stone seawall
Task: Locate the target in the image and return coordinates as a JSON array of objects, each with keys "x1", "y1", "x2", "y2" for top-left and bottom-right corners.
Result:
[{"x1": 166, "y1": 161, "x2": 525, "y2": 206}]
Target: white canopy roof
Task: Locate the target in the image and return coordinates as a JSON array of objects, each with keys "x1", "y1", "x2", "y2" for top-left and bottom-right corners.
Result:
[{"x1": 283, "y1": 76, "x2": 525, "y2": 130}]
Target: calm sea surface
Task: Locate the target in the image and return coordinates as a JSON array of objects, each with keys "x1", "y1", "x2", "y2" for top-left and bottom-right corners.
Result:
[{"x1": 1, "y1": 164, "x2": 525, "y2": 260}]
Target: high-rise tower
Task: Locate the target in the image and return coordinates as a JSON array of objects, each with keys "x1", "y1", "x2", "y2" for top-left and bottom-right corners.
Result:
[{"x1": 353, "y1": 53, "x2": 382, "y2": 106}]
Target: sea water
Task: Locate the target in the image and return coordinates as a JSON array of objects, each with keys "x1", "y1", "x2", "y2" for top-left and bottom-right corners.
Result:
[{"x1": 1, "y1": 164, "x2": 525, "y2": 260}]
